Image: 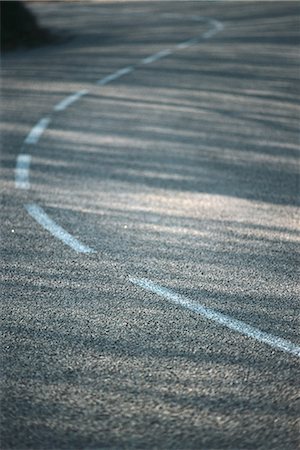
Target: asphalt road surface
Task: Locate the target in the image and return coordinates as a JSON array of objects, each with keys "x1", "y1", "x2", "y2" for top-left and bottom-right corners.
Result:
[{"x1": 1, "y1": 1, "x2": 300, "y2": 449}]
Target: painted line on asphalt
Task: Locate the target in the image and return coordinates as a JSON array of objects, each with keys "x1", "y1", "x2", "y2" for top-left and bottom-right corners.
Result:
[
  {"x1": 17, "y1": 16, "x2": 224, "y2": 254},
  {"x1": 210, "y1": 19, "x2": 224, "y2": 32},
  {"x1": 54, "y1": 89, "x2": 89, "y2": 112},
  {"x1": 203, "y1": 20, "x2": 224, "y2": 39},
  {"x1": 24, "y1": 117, "x2": 51, "y2": 145},
  {"x1": 97, "y1": 66, "x2": 134, "y2": 85},
  {"x1": 15, "y1": 154, "x2": 31, "y2": 189},
  {"x1": 202, "y1": 29, "x2": 219, "y2": 39},
  {"x1": 144, "y1": 19, "x2": 223, "y2": 57},
  {"x1": 142, "y1": 49, "x2": 172, "y2": 65},
  {"x1": 129, "y1": 277, "x2": 300, "y2": 358},
  {"x1": 25, "y1": 203, "x2": 96, "y2": 253}
]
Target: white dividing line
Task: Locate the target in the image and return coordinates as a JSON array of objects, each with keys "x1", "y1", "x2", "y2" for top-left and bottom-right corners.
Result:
[
  {"x1": 202, "y1": 28, "x2": 221, "y2": 39},
  {"x1": 25, "y1": 204, "x2": 96, "y2": 254},
  {"x1": 15, "y1": 154, "x2": 31, "y2": 189},
  {"x1": 176, "y1": 19, "x2": 223, "y2": 47},
  {"x1": 24, "y1": 117, "x2": 51, "y2": 145},
  {"x1": 142, "y1": 49, "x2": 172, "y2": 65},
  {"x1": 54, "y1": 89, "x2": 89, "y2": 112},
  {"x1": 129, "y1": 277, "x2": 300, "y2": 358},
  {"x1": 97, "y1": 66, "x2": 134, "y2": 85},
  {"x1": 95, "y1": 18, "x2": 223, "y2": 87},
  {"x1": 203, "y1": 19, "x2": 224, "y2": 39},
  {"x1": 210, "y1": 19, "x2": 224, "y2": 32}
]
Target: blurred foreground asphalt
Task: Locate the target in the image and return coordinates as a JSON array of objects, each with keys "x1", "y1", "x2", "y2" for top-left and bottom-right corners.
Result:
[{"x1": 1, "y1": 2, "x2": 300, "y2": 449}]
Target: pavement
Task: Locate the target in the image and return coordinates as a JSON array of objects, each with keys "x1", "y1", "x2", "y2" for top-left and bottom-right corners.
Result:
[{"x1": 1, "y1": 1, "x2": 300, "y2": 449}]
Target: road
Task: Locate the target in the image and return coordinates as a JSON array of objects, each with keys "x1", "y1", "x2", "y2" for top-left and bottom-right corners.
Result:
[{"x1": 1, "y1": 1, "x2": 300, "y2": 449}]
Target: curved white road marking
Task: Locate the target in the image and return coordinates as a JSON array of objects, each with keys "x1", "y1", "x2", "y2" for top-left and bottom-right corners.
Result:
[
  {"x1": 210, "y1": 19, "x2": 224, "y2": 32},
  {"x1": 142, "y1": 49, "x2": 172, "y2": 65},
  {"x1": 129, "y1": 277, "x2": 300, "y2": 358},
  {"x1": 54, "y1": 89, "x2": 89, "y2": 112},
  {"x1": 203, "y1": 20, "x2": 224, "y2": 39},
  {"x1": 15, "y1": 154, "x2": 31, "y2": 189},
  {"x1": 17, "y1": 16, "x2": 224, "y2": 255},
  {"x1": 25, "y1": 204, "x2": 96, "y2": 253},
  {"x1": 97, "y1": 66, "x2": 134, "y2": 85},
  {"x1": 24, "y1": 117, "x2": 51, "y2": 145},
  {"x1": 142, "y1": 18, "x2": 223, "y2": 62}
]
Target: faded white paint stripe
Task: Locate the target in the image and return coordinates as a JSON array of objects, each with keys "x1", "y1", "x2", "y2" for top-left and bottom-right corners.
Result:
[
  {"x1": 25, "y1": 204, "x2": 96, "y2": 254},
  {"x1": 15, "y1": 154, "x2": 31, "y2": 189},
  {"x1": 129, "y1": 277, "x2": 300, "y2": 358},
  {"x1": 54, "y1": 89, "x2": 89, "y2": 112},
  {"x1": 24, "y1": 117, "x2": 51, "y2": 145},
  {"x1": 210, "y1": 19, "x2": 224, "y2": 32},
  {"x1": 142, "y1": 49, "x2": 172, "y2": 65},
  {"x1": 97, "y1": 66, "x2": 134, "y2": 85},
  {"x1": 203, "y1": 19, "x2": 224, "y2": 38},
  {"x1": 176, "y1": 19, "x2": 223, "y2": 48},
  {"x1": 202, "y1": 28, "x2": 221, "y2": 39}
]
